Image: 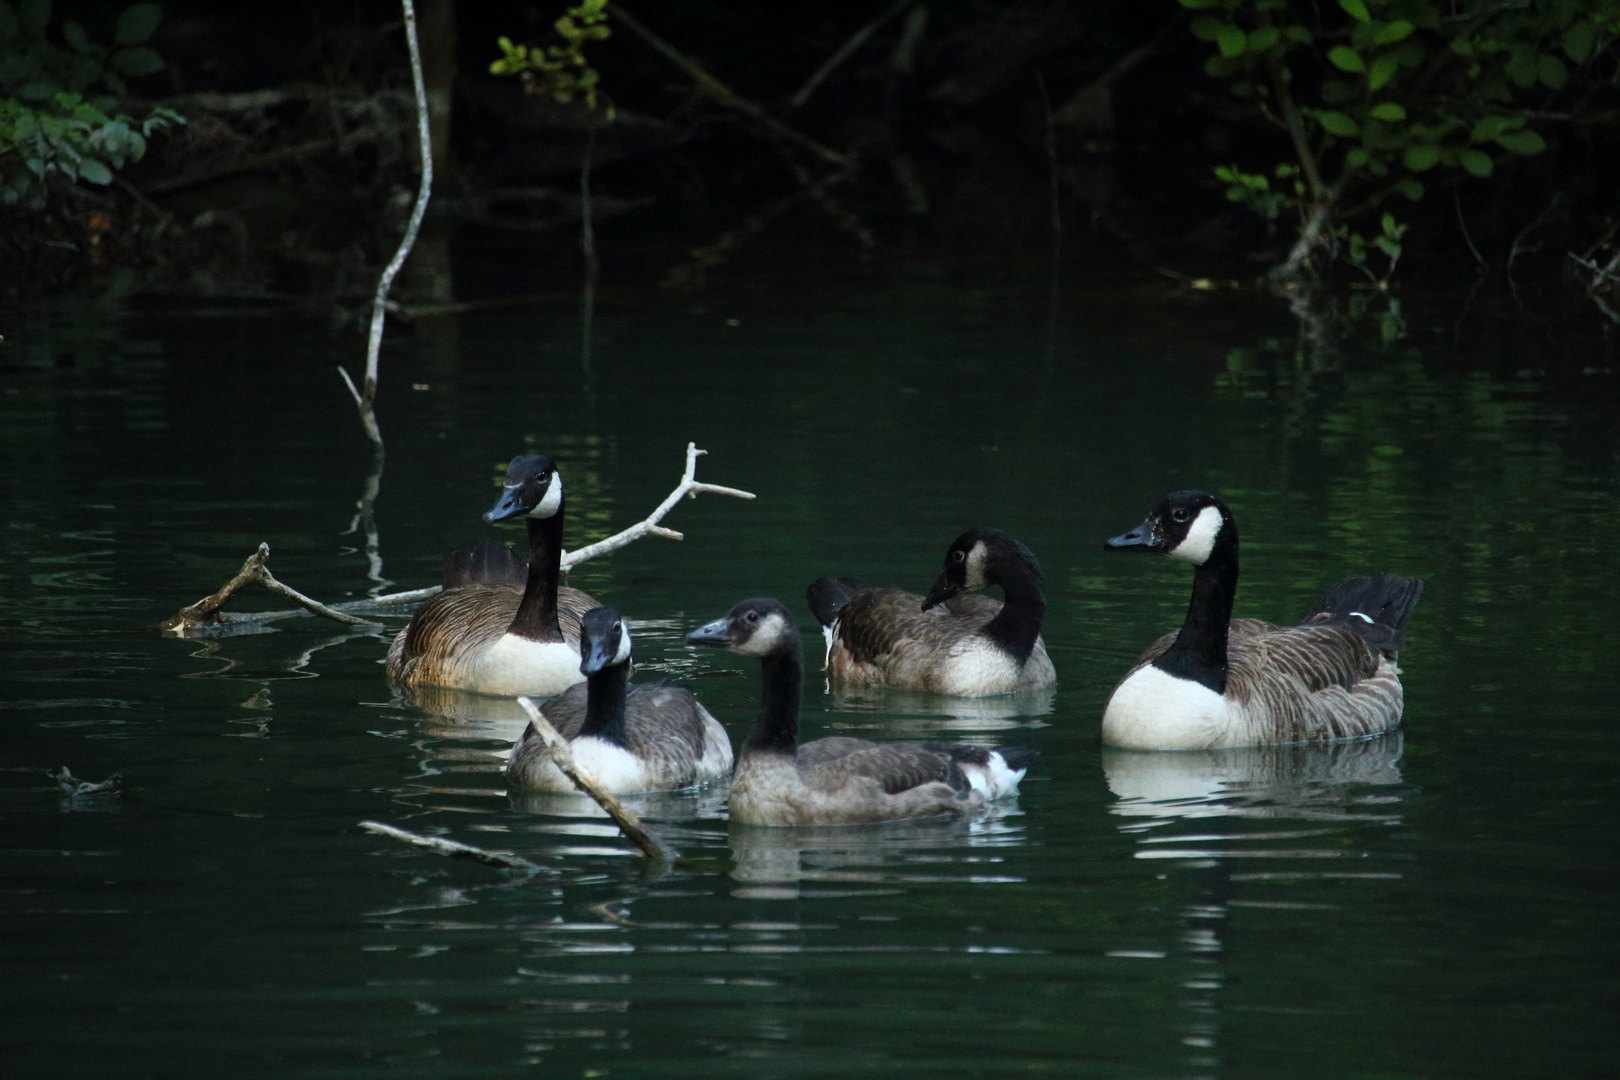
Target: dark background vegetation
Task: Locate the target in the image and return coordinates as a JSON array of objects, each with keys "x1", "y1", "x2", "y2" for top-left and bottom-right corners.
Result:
[{"x1": 4, "y1": 0, "x2": 1618, "y2": 357}]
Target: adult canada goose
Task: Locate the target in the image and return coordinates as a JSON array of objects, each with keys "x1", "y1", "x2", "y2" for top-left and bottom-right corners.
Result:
[
  {"x1": 386, "y1": 454, "x2": 598, "y2": 696},
  {"x1": 507, "y1": 607, "x2": 733, "y2": 793},
  {"x1": 806, "y1": 528, "x2": 1057, "y2": 697},
  {"x1": 1102, "y1": 490, "x2": 1423, "y2": 750},
  {"x1": 688, "y1": 597, "x2": 1034, "y2": 825}
]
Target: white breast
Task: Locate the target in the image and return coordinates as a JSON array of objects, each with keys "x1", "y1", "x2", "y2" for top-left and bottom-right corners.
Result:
[
  {"x1": 1101, "y1": 664, "x2": 1229, "y2": 750},
  {"x1": 936, "y1": 639, "x2": 1025, "y2": 696},
  {"x1": 469, "y1": 634, "x2": 584, "y2": 697},
  {"x1": 517, "y1": 736, "x2": 650, "y2": 794}
]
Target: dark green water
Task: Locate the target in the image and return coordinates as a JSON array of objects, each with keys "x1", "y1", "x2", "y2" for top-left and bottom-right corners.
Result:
[{"x1": 3, "y1": 267, "x2": 1617, "y2": 1078}]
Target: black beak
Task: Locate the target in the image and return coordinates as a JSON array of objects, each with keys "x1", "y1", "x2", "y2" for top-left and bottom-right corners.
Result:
[
  {"x1": 1105, "y1": 517, "x2": 1162, "y2": 552},
  {"x1": 686, "y1": 618, "x2": 732, "y2": 647},
  {"x1": 920, "y1": 571, "x2": 959, "y2": 611},
  {"x1": 484, "y1": 485, "x2": 528, "y2": 523},
  {"x1": 580, "y1": 632, "x2": 618, "y2": 675}
]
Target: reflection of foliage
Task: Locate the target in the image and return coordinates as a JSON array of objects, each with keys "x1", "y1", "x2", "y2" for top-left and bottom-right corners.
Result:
[
  {"x1": 0, "y1": 0, "x2": 182, "y2": 207},
  {"x1": 1182, "y1": 0, "x2": 1620, "y2": 280},
  {"x1": 490, "y1": 0, "x2": 613, "y2": 114}
]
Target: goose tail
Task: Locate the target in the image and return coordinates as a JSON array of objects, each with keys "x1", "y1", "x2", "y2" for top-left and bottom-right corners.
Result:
[
  {"x1": 806, "y1": 576, "x2": 870, "y2": 628},
  {"x1": 935, "y1": 744, "x2": 1037, "y2": 800},
  {"x1": 1311, "y1": 574, "x2": 1424, "y2": 655}
]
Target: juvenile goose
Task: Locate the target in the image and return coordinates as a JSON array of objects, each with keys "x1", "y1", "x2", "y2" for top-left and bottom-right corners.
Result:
[
  {"x1": 507, "y1": 608, "x2": 733, "y2": 793},
  {"x1": 1102, "y1": 490, "x2": 1423, "y2": 750},
  {"x1": 806, "y1": 528, "x2": 1056, "y2": 697},
  {"x1": 386, "y1": 454, "x2": 598, "y2": 696},
  {"x1": 688, "y1": 598, "x2": 1034, "y2": 825}
]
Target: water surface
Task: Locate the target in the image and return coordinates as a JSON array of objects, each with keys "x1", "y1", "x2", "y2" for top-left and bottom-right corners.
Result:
[{"x1": 2, "y1": 266, "x2": 1617, "y2": 1078}]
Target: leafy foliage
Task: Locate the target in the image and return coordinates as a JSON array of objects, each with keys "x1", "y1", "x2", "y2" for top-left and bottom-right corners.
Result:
[
  {"x1": 1182, "y1": 0, "x2": 1620, "y2": 277},
  {"x1": 490, "y1": 0, "x2": 613, "y2": 113},
  {"x1": 1, "y1": 0, "x2": 181, "y2": 207}
]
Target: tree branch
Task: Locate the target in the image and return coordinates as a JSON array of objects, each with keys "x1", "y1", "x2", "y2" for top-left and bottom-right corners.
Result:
[
  {"x1": 789, "y1": 0, "x2": 915, "y2": 109},
  {"x1": 515, "y1": 698, "x2": 672, "y2": 860},
  {"x1": 160, "y1": 444, "x2": 754, "y2": 635},
  {"x1": 360, "y1": 820, "x2": 541, "y2": 871}
]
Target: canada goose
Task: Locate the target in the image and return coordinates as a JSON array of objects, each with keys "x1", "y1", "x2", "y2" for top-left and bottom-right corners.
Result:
[
  {"x1": 507, "y1": 607, "x2": 733, "y2": 793},
  {"x1": 1102, "y1": 490, "x2": 1423, "y2": 750},
  {"x1": 687, "y1": 597, "x2": 1034, "y2": 825},
  {"x1": 806, "y1": 528, "x2": 1057, "y2": 697},
  {"x1": 386, "y1": 454, "x2": 598, "y2": 696}
]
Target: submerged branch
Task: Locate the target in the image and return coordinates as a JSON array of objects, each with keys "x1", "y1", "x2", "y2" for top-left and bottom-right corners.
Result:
[
  {"x1": 515, "y1": 698, "x2": 672, "y2": 860},
  {"x1": 360, "y1": 820, "x2": 541, "y2": 871},
  {"x1": 160, "y1": 444, "x2": 754, "y2": 635}
]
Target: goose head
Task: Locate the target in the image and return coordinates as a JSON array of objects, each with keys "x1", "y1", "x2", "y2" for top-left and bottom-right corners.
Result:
[
  {"x1": 578, "y1": 607, "x2": 632, "y2": 675},
  {"x1": 485, "y1": 454, "x2": 563, "y2": 522},
  {"x1": 1105, "y1": 490, "x2": 1235, "y2": 567},
  {"x1": 922, "y1": 527, "x2": 1040, "y2": 610},
  {"x1": 687, "y1": 597, "x2": 799, "y2": 657}
]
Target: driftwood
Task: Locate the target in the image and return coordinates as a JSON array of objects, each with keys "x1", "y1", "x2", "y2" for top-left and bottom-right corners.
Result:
[
  {"x1": 515, "y1": 698, "x2": 672, "y2": 861},
  {"x1": 161, "y1": 442, "x2": 754, "y2": 636},
  {"x1": 790, "y1": 0, "x2": 916, "y2": 109},
  {"x1": 360, "y1": 820, "x2": 540, "y2": 871}
]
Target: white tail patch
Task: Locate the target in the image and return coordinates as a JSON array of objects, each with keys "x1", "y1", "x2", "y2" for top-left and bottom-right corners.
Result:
[{"x1": 959, "y1": 751, "x2": 1027, "y2": 799}]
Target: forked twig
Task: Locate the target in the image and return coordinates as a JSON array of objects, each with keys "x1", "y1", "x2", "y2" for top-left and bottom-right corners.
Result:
[
  {"x1": 562, "y1": 442, "x2": 754, "y2": 567},
  {"x1": 160, "y1": 544, "x2": 382, "y2": 633},
  {"x1": 515, "y1": 698, "x2": 672, "y2": 860}
]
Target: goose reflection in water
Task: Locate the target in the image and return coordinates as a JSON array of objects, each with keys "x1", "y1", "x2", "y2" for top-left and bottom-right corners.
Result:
[
  {"x1": 823, "y1": 682, "x2": 1056, "y2": 734},
  {"x1": 728, "y1": 807, "x2": 1027, "y2": 901},
  {"x1": 1101, "y1": 733, "x2": 1412, "y2": 1071}
]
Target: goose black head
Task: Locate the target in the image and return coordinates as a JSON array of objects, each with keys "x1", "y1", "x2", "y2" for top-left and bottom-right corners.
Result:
[
  {"x1": 1105, "y1": 490, "x2": 1235, "y2": 567},
  {"x1": 578, "y1": 607, "x2": 631, "y2": 675},
  {"x1": 922, "y1": 527, "x2": 1040, "y2": 610},
  {"x1": 485, "y1": 454, "x2": 563, "y2": 523},
  {"x1": 687, "y1": 597, "x2": 800, "y2": 657}
]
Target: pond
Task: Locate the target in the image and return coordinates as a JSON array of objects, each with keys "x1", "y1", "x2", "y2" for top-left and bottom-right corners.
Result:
[{"x1": 2, "y1": 261, "x2": 1617, "y2": 1078}]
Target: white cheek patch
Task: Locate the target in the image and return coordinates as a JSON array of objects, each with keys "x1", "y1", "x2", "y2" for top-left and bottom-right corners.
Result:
[
  {"x1": 529, "y1": 473, "x2": 563, "y2": 518},
  {"x1": 963, "y1": 541, "x2": 989, "y2": 591},
  {"x1": 736, "y1": 613, "x2": 787, "y2": 657},
  {"x1": 611, "y1": 625, "x2": 632, "y2": 665},
  {"x1": 1166, "y1": 505, "x2": 1223, "y2": 565}
]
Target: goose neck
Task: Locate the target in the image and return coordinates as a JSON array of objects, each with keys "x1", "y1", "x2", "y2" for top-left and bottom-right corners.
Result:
[
  {"x1": 578, "y1": 661, "x2": 630, "y2": 746},
  {"x1": 509, "y1": 502, "x2": 565, "y2": 642},
  {"x1": 1156, "y1": 546, "x2": 1238, "y2": 692},
  {"x1": 982, "y1": 565, "x2": 1046, "y2": 664},
  {"x1": 746, "y1": 647, "x2": 801, "y2": 754}
]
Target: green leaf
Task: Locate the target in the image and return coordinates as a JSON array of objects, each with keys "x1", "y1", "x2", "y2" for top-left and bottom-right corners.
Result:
[
  {"x1": 1458, "y1": 149, "x2": 1493, "y2": 177},
  {"x1": 1538, "y1": 54, "x2": 1567, "y2": 90},
  {"x1": 1328, "y1": 46, "x2": 1365, "y2": 73},
  {"x1": 1189, "y1": 15, "x2": 1225, "y2": 41},
  {"x1": 1217, "y1": 24, "x2": 1247, "y2": 58},
  {"x1": 1505, "y1": 44, "x2": 1538, "y2": 87},
  {"x1": 77, "y1": 158, "x2": 112, "y2": 184},
  {"x1": 1373, "y1": 20, "x2": 1414, "y2": 44},
  {"x1": 1403, "y1": 144, "x2": 1439, "y2": 171},
  {"x1": 19, "y1": 0, "x2": 48, "y2": 33},
  {"x1": 1339, "y1": 0, "x2": 1371, "y2": 22},
  {"x1": 114, "y1": 3, "x2": 162, "y2": 45},
  {"x1": 1346, "y1": 147, "x2": 1370, "y2": 168},
  {"x1": 1315, "y1": 110, "x2": 1359, "y2": 136},
  {"x1": 1283, "y1": 25, "x2": 1312, "y2": 45},
  {"x1": 1369, "y1": 101, "x2": 1406, "y2": 121},
  {"x1": 1496, "y1": 129, "x2": 1546, "y2": 155},
  {"x1": 1248, "y1": 26, "x2": 1280, "y2": 52},
  {"x1": 1564, "y1": 21, "x2": 1595, "y2": 63},
  {"x1": 1368, "y1": 54, "x2": 1399, "y2": 90},
  {"x1": 1471, "y1": 115, "x2": 1515, "y2": 142},
  {"x1": 111, "y1": 46, "x2": 163, "y2": 76},
  {"x1": 62, "y1": 19, "x2": 91, "y2": 52},
  {"x1": 1179, "y1": 0, "x2": 1221, "y2": 8},
  {"x1": 17, "y1": 76, "x2": 59, "y2": 100},
  {"x1": 1398, "y1": 177, "x2": 1424, "y2": 200},
  {"x1": 103, "y1": 70, "x2": 126, "y2": 96}
]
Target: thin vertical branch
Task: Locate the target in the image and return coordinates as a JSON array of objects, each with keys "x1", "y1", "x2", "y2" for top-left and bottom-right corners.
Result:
[
  {"x1": 1035, "y1": 70, "x2": 1061, "y2": 364},
  {"x1": 581, "y1": 125, "x2": 598, "y2": 377}
]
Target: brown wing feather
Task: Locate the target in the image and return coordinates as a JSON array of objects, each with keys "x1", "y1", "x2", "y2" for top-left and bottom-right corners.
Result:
[
  {"x1": 833, "y1": 587, "x2": 1001, "y2": 665},
  {"x1": 386, "y1": 582, "x2": 600, "y2": 686},
  {"x1": 796, "y1": 738, "x2": 963, "y2": 796}
]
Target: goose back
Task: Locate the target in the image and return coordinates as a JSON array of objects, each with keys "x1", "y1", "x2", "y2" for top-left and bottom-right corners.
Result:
[{"x1": 386, "y1": 583, "x2": 596, "y2": 693}]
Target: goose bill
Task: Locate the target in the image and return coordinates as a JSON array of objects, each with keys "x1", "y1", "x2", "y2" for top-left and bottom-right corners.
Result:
[
  {"x1": 920, "y1": 572, "x2": 959, "y2": 611},
  {"x1": 686, "y1": 619, "x2": 732, "y2": 647},
  {"x1": 1105, "y1": 518, "x2": 1163, "y2": 552}
]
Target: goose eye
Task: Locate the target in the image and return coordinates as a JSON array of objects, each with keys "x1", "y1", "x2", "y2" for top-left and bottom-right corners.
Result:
[
  {"x1": 1170, "y1": 508, "x2": 1191, "y2": 523},
  {"x1": 952, "y1": 550, "x2": 966, "y2": 563},
  {"x1": 745, "y1": 611, "x2": 759, "y2": 624}
]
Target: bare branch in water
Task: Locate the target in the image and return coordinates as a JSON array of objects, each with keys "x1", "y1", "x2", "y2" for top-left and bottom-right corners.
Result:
[
  {"x1": 360, "y1": 821, "x2": 541, "y2": 871},
  {"x1": 515, "y1": 698, "x2": 673, "y2": 861},
  {"x1": 160, "y1": 444, "x2": 754, "y2": 635},
  {"x1": 790, "y1": 0, "x2": 915, "y2": 109}
]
